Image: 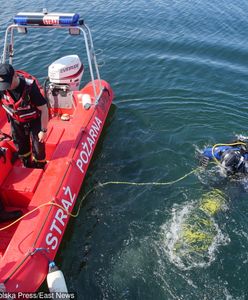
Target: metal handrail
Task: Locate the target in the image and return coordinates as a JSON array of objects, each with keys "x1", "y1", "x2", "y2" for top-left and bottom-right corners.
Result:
[{"x1": 1, "y1": 21, "x2": 103, "y2": 100}]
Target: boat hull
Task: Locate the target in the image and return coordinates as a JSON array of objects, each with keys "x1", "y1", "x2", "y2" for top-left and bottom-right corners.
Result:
[{"x1": 0, "y1": 80, "x2": 114, "y2": 292}]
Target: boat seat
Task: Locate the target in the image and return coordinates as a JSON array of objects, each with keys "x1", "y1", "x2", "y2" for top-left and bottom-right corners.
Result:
[
  {"x1": 50, "y1": 125, "x2": 79, "y2": 161},
  {"x1": 45, "y1": 126, "x2": 65, "y2": 160},
  {"x1": 0, "y1": 167, "x2": 43, "y2": 207}
]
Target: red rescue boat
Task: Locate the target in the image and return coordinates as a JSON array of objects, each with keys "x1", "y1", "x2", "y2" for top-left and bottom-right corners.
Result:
[{"x1": 0, "y1": 11, "x2": 114, "y2": 292}]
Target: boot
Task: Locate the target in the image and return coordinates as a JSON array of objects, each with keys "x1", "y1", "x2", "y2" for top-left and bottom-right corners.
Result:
[
  {"x1": 32, "y1": 158, "x2": 47, "y2": 169},
  {"x1": 11, "y1": 151, "x2": 19, "y2": 164},
  {"x1": 0, "y1": 201, "x2": 23, "y2": 223},
  {"x1": 33, "y1": 161, "x2": 47, "y2": 169},
  {"x1": 21, "y1": 155, "x2": 33, "y2": 168}
]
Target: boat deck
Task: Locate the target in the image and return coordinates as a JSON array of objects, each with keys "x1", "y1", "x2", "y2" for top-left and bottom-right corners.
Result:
[{"x1": 0, "y1": 93, "x2": 85, "y2": 252}]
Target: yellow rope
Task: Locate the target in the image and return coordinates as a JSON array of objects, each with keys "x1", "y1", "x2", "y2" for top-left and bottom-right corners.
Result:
[
  {"x1": 0, "y1": 202, "x2": 67, "y2": 231},
  {"x1": 72, "y1": 167, "x2": 202, "y2": 218},
  {"x1": 98, "y1": 168, "x2": 198, "y2": 187},
  {"x1": 0, "y1": 167, "x2": 202, "y2": 230}
]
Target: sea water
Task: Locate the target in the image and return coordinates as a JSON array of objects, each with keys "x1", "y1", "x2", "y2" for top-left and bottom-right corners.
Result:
[{"x1": 1, "y1": 0, "x2": 248, "y2": 298}]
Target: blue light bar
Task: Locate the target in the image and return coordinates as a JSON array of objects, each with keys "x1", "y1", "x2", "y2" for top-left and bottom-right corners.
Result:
[{"x1": 13, "y1": 12, "x2": 80, "y2": 26}]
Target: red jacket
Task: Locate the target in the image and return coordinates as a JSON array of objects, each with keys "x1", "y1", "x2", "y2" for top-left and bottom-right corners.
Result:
[{"x1": 1, "y1": 70, "x2": 40, "y2": 123}]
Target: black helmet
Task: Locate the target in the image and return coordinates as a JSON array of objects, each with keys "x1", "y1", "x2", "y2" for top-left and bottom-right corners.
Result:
[{"x1": 220, "y1": 149, "x2": 243, "y2": 174}]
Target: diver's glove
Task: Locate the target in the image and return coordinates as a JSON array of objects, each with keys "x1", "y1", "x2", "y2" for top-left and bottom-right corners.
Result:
[
  {"x1": 200, "y1": 156, "x2": 209, "y2": 167},
  {"x1": 197, "y1": 152, "x2": 209, "y2": 168}
]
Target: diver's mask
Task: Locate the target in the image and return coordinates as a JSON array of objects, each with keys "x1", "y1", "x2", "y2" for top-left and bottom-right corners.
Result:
[{"x1": 220, "y1": 149, "x2": 244, "y2": 175}]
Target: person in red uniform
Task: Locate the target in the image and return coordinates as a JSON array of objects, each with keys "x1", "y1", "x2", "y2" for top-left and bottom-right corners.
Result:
[
  {"x1": 0, "y1": 63, "x2": 48, "y2": 169},
  {"x1": 0, "y1": 63, "x2": 49, "y2": 221}
]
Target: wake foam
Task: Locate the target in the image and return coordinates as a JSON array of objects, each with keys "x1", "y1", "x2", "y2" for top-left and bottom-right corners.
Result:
[{"x1": 160, "y1": 199, "x2": 230, "y2": 270}]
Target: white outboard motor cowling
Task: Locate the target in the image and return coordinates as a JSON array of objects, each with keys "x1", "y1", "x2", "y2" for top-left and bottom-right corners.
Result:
[
  {"x1": 46, "y1": 55, "x2": 84, "y2": 110},
  {"x1": 48, "y1": 55, "x2": 84, "y2": 90}
]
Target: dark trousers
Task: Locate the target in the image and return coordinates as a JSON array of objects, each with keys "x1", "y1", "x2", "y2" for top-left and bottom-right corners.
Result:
[{"x1": 10, "y1": 117, "x2": 46, "y2": 161}]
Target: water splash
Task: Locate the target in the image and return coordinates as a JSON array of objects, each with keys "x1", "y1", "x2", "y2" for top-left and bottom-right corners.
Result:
[{"x1": 161, "y1": 190, "x2": 230, "y2": 270}]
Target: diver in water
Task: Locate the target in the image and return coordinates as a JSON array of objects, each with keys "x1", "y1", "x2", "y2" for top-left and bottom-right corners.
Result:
[
  {"x1": 220, "y1": 148, "x2": 248, "y2": 175},
  {"x1": 199, "y1": 139, "x2": 248, "y2": 176}
]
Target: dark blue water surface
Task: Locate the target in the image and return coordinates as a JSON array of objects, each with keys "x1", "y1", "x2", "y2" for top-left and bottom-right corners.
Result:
[{"x1": 1, "y1": 1, "x2": 248, "y2": 299}]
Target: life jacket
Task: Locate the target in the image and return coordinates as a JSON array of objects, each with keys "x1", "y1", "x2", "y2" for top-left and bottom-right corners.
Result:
[{"x1": 0, "y1": 70, "x2": 41, "y2": 123}]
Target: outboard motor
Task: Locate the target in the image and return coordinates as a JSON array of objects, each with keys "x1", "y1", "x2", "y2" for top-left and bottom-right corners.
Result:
[{"x1": 45, "y1": 55, "x2": 84, "y2": 110}]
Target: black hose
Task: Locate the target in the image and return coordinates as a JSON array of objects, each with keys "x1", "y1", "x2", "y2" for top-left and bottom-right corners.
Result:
[{"x1": 43, "y1": 77, "x2": 51, "y2": 108}]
